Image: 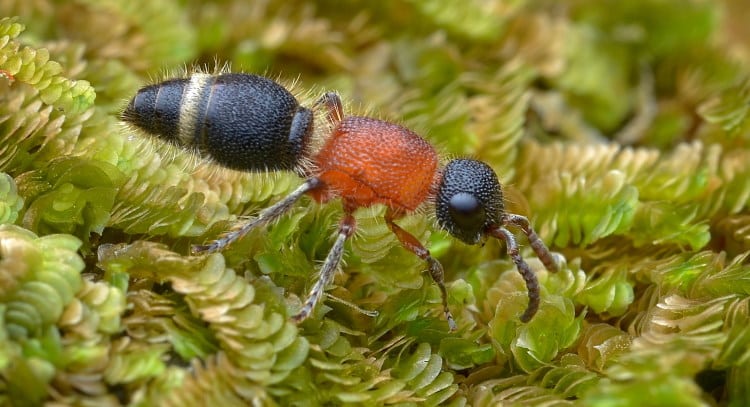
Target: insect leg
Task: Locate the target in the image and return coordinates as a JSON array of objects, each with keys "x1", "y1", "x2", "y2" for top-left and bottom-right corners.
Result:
[
  {"x1": 292, "y1": 211, "x2": 356, "y2": 323},
  {"x1": 490, "y1": 226, "x2": 540, "y2": 322},
  {"x1": 385, "y1": 209, "x2": 457, "y2": 331},
  {"x1": 314, "y1": 91, "x2": 344, "y2": 127},
  {"x1": 502, "y1": 213, "x2": 558, "y2": 273},
  {"x1": 192, "y1": 177, "x2": 322, "y2": 254}
]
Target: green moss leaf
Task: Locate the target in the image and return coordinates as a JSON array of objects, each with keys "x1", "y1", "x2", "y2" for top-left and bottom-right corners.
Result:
[
  {"x1": 0, "y1": 173, "x2": 23, "y2": 224},
  {"x1": 577, "y1": 267, "x2": 634, "y2": 317},
  {"x1": 17, "y1": 158, "x2": 124, "y2": 246}
]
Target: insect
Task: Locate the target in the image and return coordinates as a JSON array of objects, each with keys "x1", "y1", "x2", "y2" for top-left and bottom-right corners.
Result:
[{"x1": 121, "y1": 71, "x2": 559, "y2": 330}]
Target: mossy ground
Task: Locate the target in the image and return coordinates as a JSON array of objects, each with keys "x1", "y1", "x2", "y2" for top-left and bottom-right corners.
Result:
[{"x1": 1, "y1": 1, "x2": 750, "y2": 405}]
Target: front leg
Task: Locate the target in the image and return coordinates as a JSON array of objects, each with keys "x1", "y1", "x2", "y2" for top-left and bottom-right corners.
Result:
[
  {"x1": 502, "y1": 213, "x2": 559, "y2": 273},
  {"x1": 385, "y1": 209, "x2": 457, "y2": 331},
  {"x1": 490, "y1": 226, "x2": 540, "y2": 322}
]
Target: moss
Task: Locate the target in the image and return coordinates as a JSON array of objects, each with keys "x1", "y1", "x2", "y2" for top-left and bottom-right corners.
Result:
[{"x1": 1, "y1": 1, "x2": 750, "y2": 405}]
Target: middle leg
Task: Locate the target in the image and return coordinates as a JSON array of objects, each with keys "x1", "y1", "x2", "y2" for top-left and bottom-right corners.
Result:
[
  {"x1": 292, "y1": 211, "x2": 356, "y2": 324},
  {"x1": 385, "y1": 208, "x2": 457, "y2": 331}
]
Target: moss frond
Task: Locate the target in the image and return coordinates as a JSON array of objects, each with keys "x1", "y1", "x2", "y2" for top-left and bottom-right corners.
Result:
[
  {"x1": 15, "y1": 157, "x2": 124, "y2": 249},
  {"x1": 0, "y1": 18, "x2": 95, "y2": 112},
  {"x1": 350, "y1": 207, "x2": 431, "y2": 286},
  {"x1": 59, "y1": 278, "x2": 126, "y2": 345},
  {"x1": 703, "y1": 148, "x2": 750, "y2": 216},
  {"x1": 0, "y1": 225, "x2": 83, "y2": 339},
  {"x1": 465, "y1": 62, "x2": 535, "y2": 180},
  {"x1": 578, "y1": 250, "x2": 750, "y2": 405},
  {"x1": 467, "y1": 354, "x2": 600, "y2": 405},
  {"x1": 577, "y1": 267, "x2": 634, "y2": 317},
  {"x1": 157, "y1": 353, "x2": 272, "y2": 406},
  {"x1": 0, "y1": 84, "x2": 94, "y2": 173},
  {"x1": 582, "y1": 295, "x2": 726, "y2": 406},
  {"x1": 0, "y1": 173, "x2": 23, "y2": 224},
  {"x1": 0, "y1": 225, "x2": 94, "y2": 403},
  {"x1": 714, "y1": 214, "x2": 750, "y2": 256},
  {"x1": 577, "y1": 323, "x2": 632, "y2": 371},
  {"x1": 0, "y1": 18, "x2": 96, "y2": 173},
  {"x1": 698, "y1": 79, "x2": 750, "y2": 140},
  {"x1": 480, "y1": 260, "x2": 582, "y2": 372},
  {"x1": 532, "y1": 168, "x2": 639, "y2": 247},
  {"x1": 96, "y1": 129, "x2": 302, "y2": 239},
  {"x1": 101, "y1": 241, "x2": 308, "y2": 373},
  {"x1": 404, "y1": 0, "x2": 518, "y2": 42},
  {"x1": 278, "y1": 327, "x2": 464, "y2": 406}
]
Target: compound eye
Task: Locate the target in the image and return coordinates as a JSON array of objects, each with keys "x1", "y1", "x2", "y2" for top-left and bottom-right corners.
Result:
[{"x1": 448, "y1": 192, "x2": 486, "y2": 233}]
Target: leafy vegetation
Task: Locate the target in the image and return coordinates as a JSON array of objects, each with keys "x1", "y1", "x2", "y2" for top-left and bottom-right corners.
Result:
[{"x1": 1, "y1": 0, "x2": 750, "y2": 405}]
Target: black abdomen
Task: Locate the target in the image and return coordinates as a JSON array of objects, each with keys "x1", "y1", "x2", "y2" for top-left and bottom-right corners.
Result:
[{"x1": 122, "y1": 73, "x2": 313, "y2": 172}]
